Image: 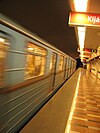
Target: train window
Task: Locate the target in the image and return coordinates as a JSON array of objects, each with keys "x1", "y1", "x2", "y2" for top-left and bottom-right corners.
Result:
[
  {"x1": 58, "y1": 55, "x2": 64, "y2": 70},
  {"x1": 27, "y1": 43, "x2": 46, "y2": 55},
  {"x1": 26, "y1": 42, "x2": 46, "y2": 79},
  {"x1": 0, "y1": 37, "x2": 9, "y2": 85}
]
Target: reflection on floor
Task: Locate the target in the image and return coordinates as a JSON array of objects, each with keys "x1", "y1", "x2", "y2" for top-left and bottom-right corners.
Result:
[{"x1": 65, "y1": 69, "x2": 100, "y2": 133}]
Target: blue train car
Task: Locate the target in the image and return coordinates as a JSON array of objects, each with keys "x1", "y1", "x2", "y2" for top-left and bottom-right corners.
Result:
[{"x1": 0, "y1": 13, "x2": 76, "y2": 133}]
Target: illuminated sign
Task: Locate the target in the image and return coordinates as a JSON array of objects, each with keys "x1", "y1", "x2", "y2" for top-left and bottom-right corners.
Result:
[
  {"x1": 78, "y1": 48, "x2": 97, "y2": 53},
  {"x1": 69, "y1": 12, "x2": 100, "y2": 27}
]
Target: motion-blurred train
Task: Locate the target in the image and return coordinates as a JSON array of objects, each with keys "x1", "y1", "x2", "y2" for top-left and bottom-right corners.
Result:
[{"x1": 0, "y1": 13, "x2": 76, "y2": 133}]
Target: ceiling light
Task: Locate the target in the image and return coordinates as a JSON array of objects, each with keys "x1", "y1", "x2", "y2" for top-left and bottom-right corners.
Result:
[{"x1": 74, "y1": 0, "x2": 88, "y2": 12}]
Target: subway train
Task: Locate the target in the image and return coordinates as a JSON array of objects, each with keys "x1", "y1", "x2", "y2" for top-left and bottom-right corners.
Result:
[{"x1": 0, "y1": 13, "x2": 76, "y2": 133}]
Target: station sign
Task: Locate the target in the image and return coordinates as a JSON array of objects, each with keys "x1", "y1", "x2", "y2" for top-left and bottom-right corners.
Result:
[
  {"x1": 78, "y1": 48, "x2": 97, "y2": 53},
  {"x1": 69, "y1": 12, "x2": 100, "y2": 27}
]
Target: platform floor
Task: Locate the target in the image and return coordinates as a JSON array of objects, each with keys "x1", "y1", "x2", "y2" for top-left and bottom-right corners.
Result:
[
  {"x1": 20, "y1": 68, "x2": 100, "y2": 133},
  {"x1": 65, "y1": 68, "x2": 100, "y2": 133}
]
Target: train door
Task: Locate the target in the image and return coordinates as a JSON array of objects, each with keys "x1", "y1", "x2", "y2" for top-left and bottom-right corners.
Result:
[
  {"x1": 66, "y1": 58, "x2": 69, "y2": 78},
  {"x1": 50, "y1": 52, "x2": 57, "y2": 90},
  {"x1": 68, "y1": 58, "x2": 70, "y2": 77},
  {"x1": 64, "y1": 58, "x2": 67, "y2": 79}
]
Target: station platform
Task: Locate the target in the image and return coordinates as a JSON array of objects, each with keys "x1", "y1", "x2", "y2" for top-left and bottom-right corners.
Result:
[{"x1": 20, "y1": 68, "x2": 100, "y2": 133}]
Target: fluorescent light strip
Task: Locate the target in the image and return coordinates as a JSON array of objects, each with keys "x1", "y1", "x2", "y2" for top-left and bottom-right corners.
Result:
[
  {"x1": 74, "y1": 0, "x2": 88, "y2": 12},
  {"x1": 73, "y1": 0, "x2": 88, "y2": 56},
  {"x1": 77, "y1": 27, "x2": 86, "y2": 49}
]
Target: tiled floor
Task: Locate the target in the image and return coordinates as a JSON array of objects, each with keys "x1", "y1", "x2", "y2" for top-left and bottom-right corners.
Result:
[{"x1": 66, "y1": 69, "x2": 100, "y2": 133}]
